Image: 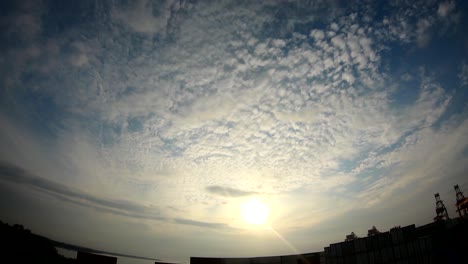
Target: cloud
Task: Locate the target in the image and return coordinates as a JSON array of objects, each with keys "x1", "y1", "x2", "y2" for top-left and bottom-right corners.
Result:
[
  {"x1": 353, "y1": 117, "x2": 468, "y2": 208},
  {"x1": 0, "y1": 161, "x2": 233, "y2": 230},
  {"x1": 173, "y1": 218, "x2": 232, "y2": 229},
  {"x1": 206, "y1": 186, "x2": 258, "y2": 198},
  {"x1": 416, "y1": 18, "x2": 432, "y2": 47},
  {"x1": 63, "y1": 2, "x2": 460, "y2": 202},
  {"x1": 68, "y1": 42, "x2": 91, "y2": 67},
  {"x1": 112, "y1": 0, "x2": 182, "y2": 35},
  {"x1": 437, "y1": 1, "x2": 456, "y2": 17},
  {"x1": 0, "y1": 161, "x2": 151, "y2": 213},
  {"x1": 377, "y1": 0, "x2": 460, "y2": 47},
  {"x1": 2, "y1": 0, "x2": 44, "y2": 41},
  {"x1": 459, "y1": 62, "x2": 468, "y2": 86}
]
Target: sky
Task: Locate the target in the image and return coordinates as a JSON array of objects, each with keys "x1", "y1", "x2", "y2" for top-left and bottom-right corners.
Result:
[{"x1": 1, "y1": 0, "x2": 468, "y2": 263}]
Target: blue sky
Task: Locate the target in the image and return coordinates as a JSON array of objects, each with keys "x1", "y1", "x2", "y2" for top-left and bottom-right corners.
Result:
[{"x1": 1, "y1": 0, "x2": 468, "y2": 263}]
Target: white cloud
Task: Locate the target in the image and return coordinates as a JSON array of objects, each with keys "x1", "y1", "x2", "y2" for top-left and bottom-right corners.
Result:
[
  {"x1": 310, "y1": 29, "x2": 325, "y2": 41},
  {"x1": 354, "y1": 117, "x2": 468, "y2": 208},
  {"x1": 112, "y1": 0, "x2": 182, "y2": 35},
  {"x1": 416, "y1": 18, "x2": 432, "y2": 47},
  {"x1": 69, "y1": 42, "x2": 92, "y2": 67},
  {"x1": 459, "y1": 62, "x2": 468, "y2": 86},
  {"x1": 377, "y1": 1, "x2": 459, "y2": 48},
  {"x1": 437, "y1": 1, "x2": 455, "y2": 17}
]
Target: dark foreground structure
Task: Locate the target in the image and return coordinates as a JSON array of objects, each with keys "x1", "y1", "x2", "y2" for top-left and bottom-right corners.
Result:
[
  {"x1": 0, "y1": 221, "x2": 76, "y2": 264},
  {"x1": 192, "y1": 217, "x2": 468, "y2": 264},
  {"x1": 192, "y1": 252, "x2": 324, "y2": 264},
  {"x1": 324, "y1": 218, "x2": 467, "y2": 264},
  {"x1": 76, "y1": 251, "x2": 117, "y2": 264},
  {"x1": 191, "y1": 185, "x2": 468, "y2": 264}
]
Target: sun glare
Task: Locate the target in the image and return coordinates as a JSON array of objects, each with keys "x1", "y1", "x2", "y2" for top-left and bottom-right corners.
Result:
[{"x1": 240, "y1": 198, "x2": 270, "y2": 225}]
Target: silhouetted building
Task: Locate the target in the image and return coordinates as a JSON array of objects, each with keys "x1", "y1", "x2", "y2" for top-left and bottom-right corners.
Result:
[
  {"x1": 323, "y1": 219, "x2": 468, "y2": 264},
  {"x1": 76, "y1": 251, "x2": 116, "y2": 264},
  {"x1": 367, "y1": 226, "x2": 380, "y2": 237},
  {"x1": 345, "y1": 232, "x2": 358, "y2": 242}
]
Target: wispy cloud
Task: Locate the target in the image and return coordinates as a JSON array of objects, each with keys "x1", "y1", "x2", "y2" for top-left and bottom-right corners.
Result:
[
  {"x1": 438, "y1": 1, "x2": 456, "y2": 17},
  {"x1": 206, "y1": 186, "x2": 259, "y2": 198},
  {"x1": 173, "y1": 218, "x2": 232, "y2": 229},
  {"x1": 460, "y1": 62, "x2": 468, "y2": 86},
  {"x1": 111, "y1": 0, "x2": 183, "y2": 35},
  {"x1": 0, "y1": 161, "x2": 233, "y2": 230}
]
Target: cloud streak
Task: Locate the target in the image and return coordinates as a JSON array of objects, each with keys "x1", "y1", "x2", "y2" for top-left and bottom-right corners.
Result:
[
  {"x1": 206, "y1": 185, "x2": 259, "y2": 198},
  {"x1": 0, "y1": 161, "x2": 233, "y2": 230}
]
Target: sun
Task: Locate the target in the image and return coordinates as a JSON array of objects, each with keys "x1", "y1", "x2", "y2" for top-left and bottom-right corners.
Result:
[{"x1": 240, "y1": 198, "x2": 270, "y2": 225}]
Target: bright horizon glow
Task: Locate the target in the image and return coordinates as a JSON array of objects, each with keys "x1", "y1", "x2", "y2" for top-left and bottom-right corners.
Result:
[{"x1": 240, "y1": 198, "x2": 270, "y2": 225}]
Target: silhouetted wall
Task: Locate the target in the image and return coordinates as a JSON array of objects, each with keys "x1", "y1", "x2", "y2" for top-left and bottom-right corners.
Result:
[
  {"x1": 191, "y1": 252, "x2": 323, "y2": 264},
  {"x1": 76, "y1": 251, "x2": 117, "y2": 264},
  {"x1": 324, "y1": 218, "x2": 468, "y2": 263}
]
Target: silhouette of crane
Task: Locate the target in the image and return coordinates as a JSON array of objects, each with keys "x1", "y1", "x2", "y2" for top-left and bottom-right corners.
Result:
[
  {"x1": 454, "y1": 184, "x2": 468, "y2": 217},
  {"x1": 433, "y1": 193, "x2": 450, "y2": 221}
]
